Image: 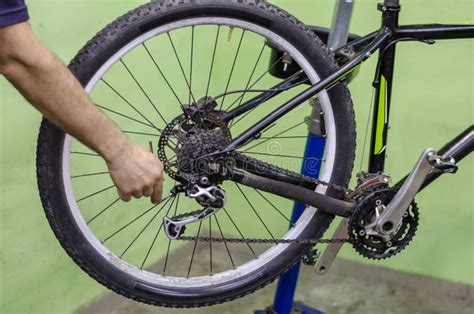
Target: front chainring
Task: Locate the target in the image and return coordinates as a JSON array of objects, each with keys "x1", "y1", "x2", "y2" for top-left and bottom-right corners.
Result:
[{"x1": 349, "y1": 188, "x2": 419, "y2": 260}]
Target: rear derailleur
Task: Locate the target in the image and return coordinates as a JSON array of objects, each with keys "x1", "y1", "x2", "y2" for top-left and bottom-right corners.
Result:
[{"x1": 163, "y1": 178, "x2": 227, "y2": 240}]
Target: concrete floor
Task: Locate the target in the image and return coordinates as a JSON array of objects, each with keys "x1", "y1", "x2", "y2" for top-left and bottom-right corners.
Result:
[{"x1": 77, "y1": 243, "x2": 473, "y2": 314}]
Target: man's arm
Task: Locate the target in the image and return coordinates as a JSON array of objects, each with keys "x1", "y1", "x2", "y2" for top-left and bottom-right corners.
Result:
[{"x1": 0, "y1": 22, "x2": 164, "y2": 203}]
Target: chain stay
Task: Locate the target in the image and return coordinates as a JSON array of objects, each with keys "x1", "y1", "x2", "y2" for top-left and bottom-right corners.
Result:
[
  {"x1": 234, "y1": 153, "x2": 353, "y2": 196},
  {"x1": 163, "y1": 114, "x2": 353, "y2": 245}
]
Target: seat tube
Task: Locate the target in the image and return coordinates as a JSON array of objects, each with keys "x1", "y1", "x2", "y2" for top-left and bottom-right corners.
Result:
[{"x1": 368, "y1": 1, "x2": 400, "y2": 172}]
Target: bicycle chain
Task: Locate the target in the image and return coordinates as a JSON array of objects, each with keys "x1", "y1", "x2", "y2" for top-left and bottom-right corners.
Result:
[
  {"x1": 171, "y1": 207, "x2": 349, "y2": 244},
  {"x1": 169, "y1": 209, "x2": 348, "y2": 244},
  {"x1": 176, "y1": 236, "x2": 349, "y2": 245}
]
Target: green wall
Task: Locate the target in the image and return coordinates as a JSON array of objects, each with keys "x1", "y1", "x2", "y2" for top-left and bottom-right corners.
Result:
[{"x1": 0, "y1": 1, "x2": 472, "y2": 313}]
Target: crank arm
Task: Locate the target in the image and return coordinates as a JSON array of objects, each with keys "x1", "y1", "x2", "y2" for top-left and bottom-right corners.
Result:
[
  {"x1": 164, "y1": 206, "x2": 220, "y2": 240},
  {"x1": 314, "y1": 172, "x2": 394, "y2": 274},
  {"x1": 231, "y1": 170, "x2": 355, "y2": 217},
  {"x1": 375, "y1": 148, "x2": 457, "y2": 236},
  {"x1": 314, "y1": 218, "x2": 349, "y2": 275}
]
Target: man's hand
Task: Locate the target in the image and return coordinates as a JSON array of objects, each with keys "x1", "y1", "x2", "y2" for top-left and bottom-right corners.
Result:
[
  {"x1": 0, "y1": 22, "x2": 165, "y2": 203},
  {"x1": 107, "y1": 142, "x2": 164, "y2": 204}
]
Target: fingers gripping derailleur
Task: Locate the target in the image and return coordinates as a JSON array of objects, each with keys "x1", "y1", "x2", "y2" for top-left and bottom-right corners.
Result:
[{"x1": 164, "y1": 181, "x2": 227, "y2": 240}]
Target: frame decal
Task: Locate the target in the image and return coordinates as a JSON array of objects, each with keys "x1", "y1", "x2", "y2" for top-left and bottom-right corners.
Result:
[{"x1": 374, "y1": 75, "x2": 387, "y2": 155}]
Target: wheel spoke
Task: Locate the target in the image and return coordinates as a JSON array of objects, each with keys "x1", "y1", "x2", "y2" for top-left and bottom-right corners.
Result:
[
  {"x1": 219, "y1": 29, "x2": 246, "y2": 110},
  {"x1": 162, "y1": 240, "x2": 172, "y2": 274},
  {"x1": 142, "y1": 43, "x2": 184, "y2": 109},
  {"x1": 223, "y1": 207, "x2": 256, "y2": 257},
  {"x1": 166, "y1": 141, "x2": 178, "y2": 151},
  {"x1": 209, "y1": 217, "x2": 213, "y2": 275},
  {"x1": 234, "y1": 183, "x2": 274, "y2": 239},
  {"x1": 120, "y1": 197, "x2": 174, "y2": 258},
  {"x1": 243, "y1": 151, "x2": 322, "y2": 161},
  {"x1": 72, "y1": 171, "x2": 109, "y2": 179},
  {"x1": 189, "y1": 26, "x2": 194, "y2": 105},
  {"x1": 100, "y1": 79, "x2": 160, "y2": 130},
  {"x1": 230, "y1": 69, "x2": 302, "y2": 128},
  {"x1": 186, "y1": 221, "x2": 203, "y2": 278},
  {"x1": 257, "y1": 135, "x2": 308, "y2": 139},
  {"x1": 77, "y1": 185, "x2": 115, "y2": 203},
  {"x1": 162, "y1": 193, "x2": 180, "y2": 274},
  {"x1": 241, "y1": 116, "x2": 312, "y2": 152},
  {"x1": 102, "y1": 197, "x2": 170, "y2": 243},
  {"x1": 255, "y1": 189, "x2": 294, "y2": 227},
  {"x1": 167, "y1": 33, "x2": 197, "y2": 104},
  {"x1": 71, "y1": 151, "x2": 100, "y2": 157},
  {"x1": 122, "y1": 130, "x2": 160, "y2": 137},
  {"x1": 205, "y1": 26, "x2": 221, "y2": 98},
  {"x1": 87, "y1": 197, "x2": 121, "y2": 224},
  {"x1": 97, "y1": 104, "x2": 159, "y2": 131},
  {"x1": 214, "y1": 214, "x2": 235, "y2": 269},
  {"x1": 224, "y1": 51, "x2": 286, "y2": 117},
  {"x1": 224, "y1": 41, "x2": 266, "y2": 112},
  {"x1": 119, "y1": 59, "x2": 168, "y2": 125}
]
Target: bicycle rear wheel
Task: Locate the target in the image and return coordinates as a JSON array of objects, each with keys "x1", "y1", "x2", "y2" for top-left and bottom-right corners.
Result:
[{"x1": 36, "y1": 0, "x2": 356, "y2": 307}]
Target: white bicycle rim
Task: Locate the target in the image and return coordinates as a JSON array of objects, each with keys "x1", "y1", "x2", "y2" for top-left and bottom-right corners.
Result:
[{"x1": 61, "y1": 17, "x2": 337, "y2": 288}]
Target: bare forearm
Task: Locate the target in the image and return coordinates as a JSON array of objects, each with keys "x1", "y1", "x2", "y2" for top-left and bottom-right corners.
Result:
[
  {"x1": 0, "y1": 23, "x2": 126, "y2": 162},
  {"x1": 1, "y1": 22, "x2": 164, "y2": 203}
]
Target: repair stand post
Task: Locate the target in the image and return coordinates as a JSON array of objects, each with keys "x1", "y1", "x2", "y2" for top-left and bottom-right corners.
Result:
[
  {"x1": 273, "y1": 136, "x2": 326, "y2": 313},
  {"x1": 254, "y1": 129, "x2": 325, "y2": 314},
  {"x1": 255, "y1": 2, "x2": 354, "y2": 312},
  {"x1": 270, "y1": 99, "x2": 326, "y2": 314}
]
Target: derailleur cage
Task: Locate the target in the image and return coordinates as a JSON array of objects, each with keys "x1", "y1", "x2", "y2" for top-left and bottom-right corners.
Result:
[{"x1": 164, "y1": 183, "x2": 226, "y2": 240}]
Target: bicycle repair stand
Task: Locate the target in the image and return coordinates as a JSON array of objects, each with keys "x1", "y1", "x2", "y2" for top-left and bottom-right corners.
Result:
[
  {"x1": 254, "y1": 103, "x2": 327, "y2": 314},
  {"x1": 255, "y1": 1, "x2": 354, "y2": 313}
]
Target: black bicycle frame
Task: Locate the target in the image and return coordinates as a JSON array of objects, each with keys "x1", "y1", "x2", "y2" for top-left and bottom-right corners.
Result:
[
  {"x1": 226, "y1": 0, "x2": 474, "y2": 216},
  {"x1": 223, "y1": 0, "x2": 473, "y2": 159},
  {"x1": 367, "y1": 0, "x2": 474, "y2": 172},
  {"x1": 223, "y1": 29, "x2": 391, "y2": 152}
]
